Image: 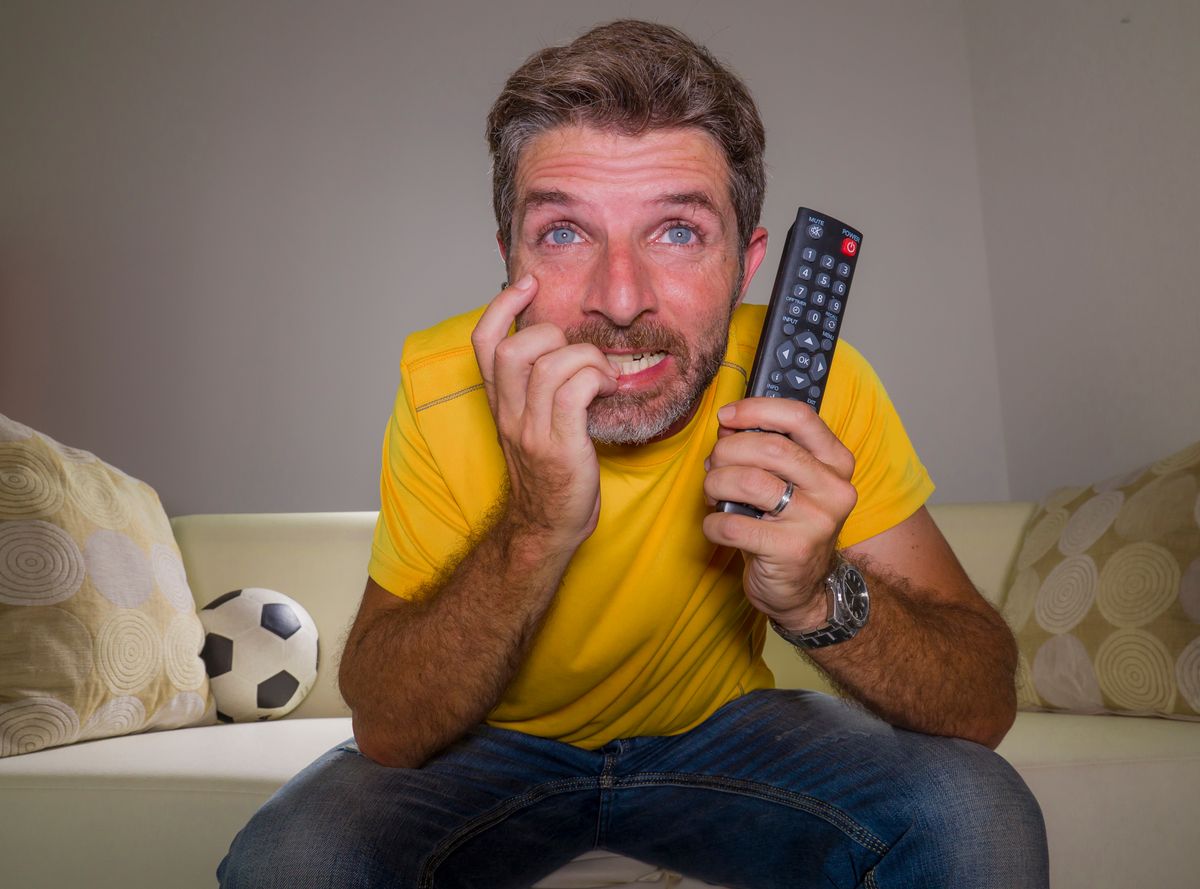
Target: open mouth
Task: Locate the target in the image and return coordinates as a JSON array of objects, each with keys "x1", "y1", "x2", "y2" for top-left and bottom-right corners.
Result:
[{"x1": 608, "y1": 351, "x2": 668, "y2": 376}]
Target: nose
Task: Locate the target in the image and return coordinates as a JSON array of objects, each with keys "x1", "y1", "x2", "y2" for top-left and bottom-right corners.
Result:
[{"x1": 581, "y1": 239, "x2": 657, "y2": 327}]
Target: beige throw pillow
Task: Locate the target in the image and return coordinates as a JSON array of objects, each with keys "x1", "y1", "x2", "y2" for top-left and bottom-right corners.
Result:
[
  {"x1": 0, "y1": 414, "x2": 215, "y2": 756},
  {"x1": 1001, "y1": 439, "x2": 1200, "y2": 718}
]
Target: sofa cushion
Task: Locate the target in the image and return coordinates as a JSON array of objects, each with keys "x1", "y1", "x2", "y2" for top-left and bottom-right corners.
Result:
[
  {"x1": 1001, "y1": 439, "x2": 1200, "y2": 718},
  {"x1": 0, "y1": 414, "x2": 214, "y2": 756}
]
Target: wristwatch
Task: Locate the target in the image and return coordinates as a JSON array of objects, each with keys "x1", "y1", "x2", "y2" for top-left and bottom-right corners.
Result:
[{"x1": 769, "y1": 554, "x2": 870, "y2": 649}]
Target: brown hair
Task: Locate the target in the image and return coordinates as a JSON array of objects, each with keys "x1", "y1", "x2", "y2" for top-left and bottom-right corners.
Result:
[{"x1": 486, "y1": 20, "x2": 766, "y2": 255}]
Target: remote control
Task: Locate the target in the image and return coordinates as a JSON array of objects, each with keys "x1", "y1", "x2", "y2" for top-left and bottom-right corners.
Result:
[{"x1": 717, "y1": 207, "x2": 863, "y2": 518}]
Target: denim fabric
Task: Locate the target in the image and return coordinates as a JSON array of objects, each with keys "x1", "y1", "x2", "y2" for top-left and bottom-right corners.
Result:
[{"x1": 218, "y1": 690, "x2": 1048, "y2": 888}]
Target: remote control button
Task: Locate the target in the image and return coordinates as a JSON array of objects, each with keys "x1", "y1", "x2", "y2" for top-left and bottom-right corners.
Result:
[
  {"x1": 829, "y1": 299, "x2": 843, "y2": 314},
  {"x1": 788, "y1": 302, "x2": 803, "y2": 317},
  {"x1": 810, "y1": 353, "x2": 828, "y2": 381},
  {"x1": 816, "y1": 272, "x2": 831, "y2": 289},
  {"x1": 809, "y1": 386, "x2": 822, "y2": 399},
  {"x1": 770, "y1": 371, "x2": 783, "y2": 384},
  {"x1": 795, "y1": 352, "x2": 812, "y2": 370},
  {"x1": 792, "y1": 284, "x2": 808, "y2": 299},
  {"x1": 766, "y1": 390, "x2": 782, "y2": 398},
  {"x1": 807, "y1": 223, "x2": 823, "y2": 239},
  {"x1": 831, "y1": 280, "x2": 847, "y2": 296},
  {"x1": 821, "y1": 255, "x2": 835, "y2": 270},
  {"x1": 801, "y1": 247, "x2": 817, "y2": 262},
  {"x1": 806, "y1": 309, "x2": 822, "y2": 326},
  {"x1": 798, "y1": 266, "x2": 813, "y2": 281},
  {"x1": 786, "y1": 370, "x2": 811, "y2": 389},
  {"x1": 782, "y1": 323, "x2": 796, "y2": 336},
  {"x1": 795, "y1": 331, "x2": 821, "y2": 352},
  {"x1": 823, "y1": 314, "x2": 839, "y2": 334},
  {"x1": 775, "y1": 342, "x2": 795, "y2": 366},
  {"x1": 840, "y1": 237, "x2": 858, "y2": 256},
  {"x1": 822, "y1": 339, "x2": 834, "y2": 351},
  {"x1": 811, "y1": 291, "x2": 827, "y2": 307},
  {"x1": 836, "y1": 262, "x2": 852, "y2": 278}
]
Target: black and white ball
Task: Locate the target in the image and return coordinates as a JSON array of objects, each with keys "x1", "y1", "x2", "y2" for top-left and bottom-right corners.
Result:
[{"x1": 198, "y1": 587, "x2": 319, "y2": 722}]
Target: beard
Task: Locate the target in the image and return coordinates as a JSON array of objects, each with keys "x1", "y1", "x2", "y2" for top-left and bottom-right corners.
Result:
[{"x1": 563, "y1": 307, "x2": 734, "y2": 446}]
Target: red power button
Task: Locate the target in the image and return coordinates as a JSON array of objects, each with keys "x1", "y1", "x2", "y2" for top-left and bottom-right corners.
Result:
[{"x1": 841, "y1": 237, "x2": 859, "y2": 256}]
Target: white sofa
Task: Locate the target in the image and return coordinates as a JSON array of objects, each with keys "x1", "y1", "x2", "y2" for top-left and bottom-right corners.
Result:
[{"x1": 1, "y1": 504, "x2": 1197, "y2": 889}]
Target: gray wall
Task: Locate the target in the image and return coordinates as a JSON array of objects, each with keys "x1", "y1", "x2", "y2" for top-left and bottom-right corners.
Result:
[
  {"x1": 1, "y1": 1, "x2": 1192, "y2": 516},
  {"x1": 962, "y1": 0, "x2": 1200, "y2": 499}
]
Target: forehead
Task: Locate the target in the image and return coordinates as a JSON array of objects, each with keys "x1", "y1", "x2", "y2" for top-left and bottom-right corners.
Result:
[{"x1": 514, "y1": 125, "x2": 734, "y2": 213}]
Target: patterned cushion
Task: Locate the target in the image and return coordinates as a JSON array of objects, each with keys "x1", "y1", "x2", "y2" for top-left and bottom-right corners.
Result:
[
  {"x1": 1001, "y1": 439, "x2": 1200, "y2": 718},
  {"x1": 0, "y1": 414, "x2": 214, "y2": 756}
]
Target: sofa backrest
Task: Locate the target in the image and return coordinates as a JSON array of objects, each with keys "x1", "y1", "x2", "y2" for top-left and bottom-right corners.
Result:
[
  {"x1": 172, "y1": 512, "x2": 375, "y2": 719},
  {"x1": 172, "y1": 502, "x2": 1038, "y2": 717}
]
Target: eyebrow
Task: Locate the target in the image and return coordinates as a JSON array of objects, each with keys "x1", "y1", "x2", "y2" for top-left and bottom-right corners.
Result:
[
  {"x1": 519, "y1": 190, "x2": 725, "y2": 222},
  {"x1": 521, "y1": 190, "x2": 577, "y2": 213},
  {"x1": 655, "y1": 191, "x2": 722, "y2": 218}
]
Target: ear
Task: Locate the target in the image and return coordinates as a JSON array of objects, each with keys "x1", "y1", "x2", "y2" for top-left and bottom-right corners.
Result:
[
  {"x1": 496, "y1": 231, "x2": 508, "y2": 264},
  {"x1": 734, "y1": 227, "x2": 770, "y2": 309}
]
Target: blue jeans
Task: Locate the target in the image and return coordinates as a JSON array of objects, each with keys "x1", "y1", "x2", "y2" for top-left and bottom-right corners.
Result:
[{"x1": 218, "y1": 690, "x2": 1048, "y2": 888}]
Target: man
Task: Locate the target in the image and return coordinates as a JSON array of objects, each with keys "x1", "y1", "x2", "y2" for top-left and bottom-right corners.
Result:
[{"x1": 220, "y1": 20, "x2": 1047, "y2": 888}]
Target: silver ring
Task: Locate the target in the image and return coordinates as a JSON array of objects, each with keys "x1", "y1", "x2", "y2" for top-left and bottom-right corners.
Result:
[{"x1": 768, "y1": 480, "x2": 794, "y2": 517}]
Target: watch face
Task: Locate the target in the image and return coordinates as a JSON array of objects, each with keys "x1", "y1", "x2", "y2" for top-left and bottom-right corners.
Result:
[{"x1": 841, "y1": 565, "x2": 870, "y2": 625}]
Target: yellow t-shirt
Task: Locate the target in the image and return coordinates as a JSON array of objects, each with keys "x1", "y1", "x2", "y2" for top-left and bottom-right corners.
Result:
[{"x1": 368, "y1": 302, "x2": 934, "y2": 749}]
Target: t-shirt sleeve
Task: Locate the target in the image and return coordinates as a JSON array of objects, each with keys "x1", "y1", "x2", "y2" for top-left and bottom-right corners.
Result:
[
  {"x1": 367, "y1": 365, "x2": 474, "y2": 599},
  {"x1": 825, "y1": 342, "x2": 935, "y2": 548}
]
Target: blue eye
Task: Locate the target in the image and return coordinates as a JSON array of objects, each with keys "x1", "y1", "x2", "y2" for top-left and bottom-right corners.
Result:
[
  {"x1": 664, "y1": 226, "x2": 694, "y2": 244},
  {"x1": 547, "y1": 227, "x2": 578, "y2": 245}
]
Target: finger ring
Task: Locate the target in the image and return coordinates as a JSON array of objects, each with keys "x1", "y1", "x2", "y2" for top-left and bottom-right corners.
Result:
[{"x1": 768, "y1": 480, "x2": 794, "y2": 517}]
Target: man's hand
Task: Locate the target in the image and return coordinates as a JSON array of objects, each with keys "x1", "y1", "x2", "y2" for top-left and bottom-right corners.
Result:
[
  {"x1": 471, "y1": 274, "x2": 619, "y2": 552},
  {"x1": 701, "y1": 397, "x2": 858, "y2": 632}
]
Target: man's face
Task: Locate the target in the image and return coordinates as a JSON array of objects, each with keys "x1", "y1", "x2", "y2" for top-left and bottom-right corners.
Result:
[{"x1": 503, "y1": 125, "x2": 768, "y2": 445}]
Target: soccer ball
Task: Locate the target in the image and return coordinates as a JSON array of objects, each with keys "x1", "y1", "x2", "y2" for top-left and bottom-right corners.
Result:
[{"x1": 198, "y1": 587, "x2": 319, "y2": 722}]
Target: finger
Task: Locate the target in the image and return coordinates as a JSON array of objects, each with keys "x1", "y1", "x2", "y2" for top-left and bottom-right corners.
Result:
[
  {"x1": 548, "y1": 365, "x2": 620, "y2": 444},
  {"x1": 492, "y1": 322, "x2": 571, "y2": 427},
  {"x1": 709, "y1": 429, "x2": 834, "y2": 493},
  {"x1": 704, "y1": 465, "x2": 792, "y2": 516},
  {"x1": 717, "y1": 398, "x2": 854, "y2": 479},
  {"x1": 525, "y1": 343, "x2": 618, "y2": 436},
  {"x1": 471, "y1": 274, "x2": 537, "y2": 406}
]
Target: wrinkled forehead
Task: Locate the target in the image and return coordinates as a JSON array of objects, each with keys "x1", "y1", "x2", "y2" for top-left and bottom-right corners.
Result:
[{"x1": 512, "y1": 124, "x2": 737, "y2": 226}]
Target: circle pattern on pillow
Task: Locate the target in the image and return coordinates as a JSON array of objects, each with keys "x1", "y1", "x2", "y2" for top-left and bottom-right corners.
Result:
[
  {"x1": 0, "y1": 520, "x2": 84, "y2": 605},
  {"x1": 67, "y1": 460, "x2": 133, "y2": 529},
  {"x1": 0, "y1": 414, "x2": 214, "y2": 757},
  {"x1": 1034, "y1": 555, "x2": 1096, "y2": 634},
  {"x1": 1177, "y1": 637, "x2": 1200, "y2": 712},
  {"x1": 1017, "y1": 509, "x2": 1068, "y2": 571},
  {"x1": 97, "y1": 610, "x2": 162, "y2": 695},
  {"x1": 0, "y1": 697, "x2": 80, "y2": 757},
  {"x1": 1000, "y1": 438, "x2": 1200, "y2": 719},
  {"x1": 1096, "y1": 629, "x2": 1175, "y2": 713}
]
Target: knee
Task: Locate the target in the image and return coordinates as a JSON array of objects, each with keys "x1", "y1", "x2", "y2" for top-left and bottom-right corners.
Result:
[
  {"x1": 218, "y1": 794, "x2": 390, "y2": 889},
  {"x1": 901, "y1": 738, "x2": 1048, "y2": 883}
]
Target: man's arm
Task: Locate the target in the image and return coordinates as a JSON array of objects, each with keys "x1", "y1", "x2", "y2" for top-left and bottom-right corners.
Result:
[
  {"x1": 339, "y1": 275, "x2": 617, "y2": 767},
  {"x1": 703, "y1": 398, "x2": 1016, "y2": 749},
  {"x1": 339, "y1": 511, "x2": 572, "y2": 769},
  {"x1": 818, "y1": 507, "x2": 1016, "y2": 747}
]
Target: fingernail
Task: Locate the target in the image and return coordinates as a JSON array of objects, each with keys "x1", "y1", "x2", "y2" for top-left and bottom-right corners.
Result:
[
  {"x1": 513, "y1": 273, "x2": 534, "y2": 290},
  {"x1": 703, "y1": 458, "x2": 711, "y2": 472},
  {"x1": 717, "y1": 404, "x2": 734, "y2": 423}
]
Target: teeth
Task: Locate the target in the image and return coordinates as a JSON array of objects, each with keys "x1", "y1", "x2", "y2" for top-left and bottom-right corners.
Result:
[{"x1": 611, "y1": 352, "x2": 667, "y2": 376}]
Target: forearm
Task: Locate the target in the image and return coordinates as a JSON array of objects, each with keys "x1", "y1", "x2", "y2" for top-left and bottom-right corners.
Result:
[
  {"x1": 339, "y1": 507, "x2": 574, "y2": 768},
  {"x1": 803, "y1": 559, "x2": 1018, "y2": 748}
]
